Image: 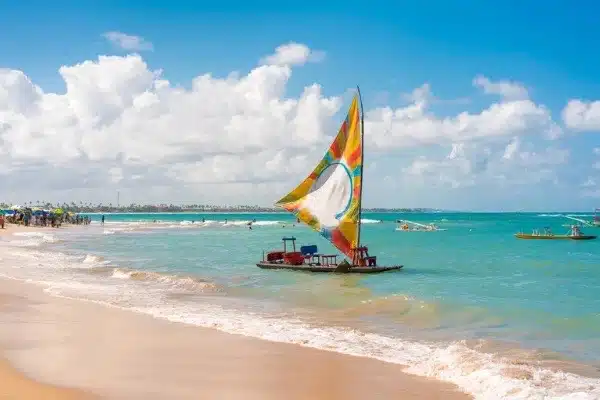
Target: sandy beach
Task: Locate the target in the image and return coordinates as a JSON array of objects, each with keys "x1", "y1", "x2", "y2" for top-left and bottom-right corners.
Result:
[
  {"x1": 0, "y1": 224, "x2": 470, "y2": 399},
  {"x1": 0, "y1": 357, "x2": 94, "y2": 399}
]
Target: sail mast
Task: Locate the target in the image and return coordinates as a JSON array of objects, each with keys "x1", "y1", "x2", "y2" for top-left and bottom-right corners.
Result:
[
  {"x1": 274, "y1": 90, "x2": 364, "y2": 260},
  {"x1": 356, "y1": 86, "x2": 365, "y2": 248}
]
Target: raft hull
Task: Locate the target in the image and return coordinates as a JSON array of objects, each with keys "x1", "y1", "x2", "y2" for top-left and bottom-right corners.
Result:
[
  {"x1": 515, "y1": 234, "x2": 597, "y2": 240},
  {"x1": 255, "y1": 262, "x2": 403, "y2": 273}
]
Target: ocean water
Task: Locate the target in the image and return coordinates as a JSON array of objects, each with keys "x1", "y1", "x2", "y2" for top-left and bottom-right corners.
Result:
[{"x1": 1, "y1": 212, "x2": 599, "y2": 399}]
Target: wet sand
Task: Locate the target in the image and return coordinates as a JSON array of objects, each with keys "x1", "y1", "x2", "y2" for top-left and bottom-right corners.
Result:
[
  {"x1": 0, "y1": 291, "x2": 95, "y2": 399},
  {"x1": 0, "y1": 275, "x2": 471, "y2": 399},
  {"x1": 0, "y1": 356, "x2": 94, "y2": 399},
  {"x1": 0, "y1": 223, "x2": 27, "y2": 236}
]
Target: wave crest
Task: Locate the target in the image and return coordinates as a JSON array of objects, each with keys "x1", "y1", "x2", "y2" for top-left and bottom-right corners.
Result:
[{"x1": 110, "y1": 268, "x2": 219, "y2": 292}]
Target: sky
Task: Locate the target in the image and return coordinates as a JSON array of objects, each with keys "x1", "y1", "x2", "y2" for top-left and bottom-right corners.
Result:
[{"x1": 1, "y1": 1, "x2": 600, "y2": 211}]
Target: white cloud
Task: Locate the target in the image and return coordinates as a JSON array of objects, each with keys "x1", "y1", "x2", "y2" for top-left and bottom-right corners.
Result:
[
  {"x1": 562, "y1": 100, "x2": 600, "y2": 131},
  {"x1": 502, "y1": 137, "x2": 520, "y2": 160},
  {"x1": 0, "y1": 47, "x2": 341, "y2": 204},
  {"x1": 403, "y1": 140, "x2": 569, "y2": 190},
  {"x1": 591, "y1": 147, "x2": 600, "y2": 170},
  {"x1": 578, "y1": 149, "x2": 600, "y2": 198},
  {"x1": 0, "y1": 43, "x2": 581, "y2": 208},
  {"x1": 581, "y1": 179, "x2": 600, "y2": 198},
  {"x1": 365, "y1": 76, "x2": 561, "y2": 149},
  {"x1": 401, "y1": 83, "x2": 432, "y2": 103},
  {"x1": 582, "y1": 177, "x2": 596, "y2": 188},
  {"x1": 472, "y1": 75, "x2": 529, "y2": 100},
  {"x1": 102, "y1": 31, "x2": 154, "y2": 52},
  {"x1": 260, "y1": 42, "x2": 325, "y2": 66}
]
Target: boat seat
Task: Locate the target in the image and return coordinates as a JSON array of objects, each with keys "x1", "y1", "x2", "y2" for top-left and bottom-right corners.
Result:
[
  {"x1": 300, "y1": 245, "x2": 320, "y2": 264},
  {"x1": 300, "y1": 245, "x2": 319, "y2": 256}
]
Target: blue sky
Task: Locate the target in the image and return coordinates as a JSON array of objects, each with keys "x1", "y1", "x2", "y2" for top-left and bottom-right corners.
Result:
[
  {"x1": 4, "y1": 0, "x2": 600, "y2": 105},
  {"x1": 1, "y1": 1, "x2": 600, "y2": 210}
]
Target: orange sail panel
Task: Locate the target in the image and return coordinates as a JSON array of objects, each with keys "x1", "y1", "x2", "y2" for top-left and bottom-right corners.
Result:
[{"x1": 275, "y1": 93, "x2": 363, "y2": 259}]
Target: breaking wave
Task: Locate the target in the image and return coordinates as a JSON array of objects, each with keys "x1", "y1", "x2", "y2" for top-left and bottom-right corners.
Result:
[
  {"x1": 109, "y1": 268, "x2": 220, "y2": 292},
  {"x1": 7, "y1": 231, "x2": 60, "y2": 247}
]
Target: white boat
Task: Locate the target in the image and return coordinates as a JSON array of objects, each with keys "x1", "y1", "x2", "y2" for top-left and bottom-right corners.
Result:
[
  {"x1": 395, "y1": 219, "x2": 446, "y2": 232},
  {"x1": 563, "y1": 213, "x2": 600, "y2": 228}
]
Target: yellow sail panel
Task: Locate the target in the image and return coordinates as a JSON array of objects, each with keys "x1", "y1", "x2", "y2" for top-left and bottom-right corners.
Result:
[{"x1": 275, "y1": 94, "x2": 363, "y2": 259}]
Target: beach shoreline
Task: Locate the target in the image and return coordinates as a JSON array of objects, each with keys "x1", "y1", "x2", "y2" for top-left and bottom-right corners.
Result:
[
  {"x1": 1, "y1": 219, "x2": 599, "y2": 399},
  {"x1": 0, "y1": 223, "x2": 471, "y2": 399},
  {"x1": 0, "y1": 277, "x2": 470, "y2": 399},
  {"x1": 0, "y1": 224, "x2": 94, "y2": 398}
]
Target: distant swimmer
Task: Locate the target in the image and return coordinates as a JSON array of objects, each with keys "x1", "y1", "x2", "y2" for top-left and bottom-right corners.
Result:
[{"x1": 101, "y1": 215, "x2": 105, "y2": 225}]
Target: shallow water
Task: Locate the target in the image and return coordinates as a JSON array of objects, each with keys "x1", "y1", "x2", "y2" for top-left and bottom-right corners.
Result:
[{"x1": 1, "y1": 212, "x2": 599, "y2": 399}]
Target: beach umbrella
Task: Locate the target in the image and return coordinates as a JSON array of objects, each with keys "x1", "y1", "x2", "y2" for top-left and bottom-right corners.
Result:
[
  {"x1": 10, "y1": 205, "x2": 22, "y2": 210},
  {"x1": 53, "y1": 208, "x2": 64, "y2": 215}
]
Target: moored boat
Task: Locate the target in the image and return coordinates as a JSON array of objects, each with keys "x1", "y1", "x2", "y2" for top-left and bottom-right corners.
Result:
[
  {"x1": 256, "y1": 88, "x2": 403, "y2": 274},
  {"x1": 515, "y1": 226, "x2": 597, "y2": 241},
  {"x1": 257, "y1": 238, "x2": 402, "y2": 273},
  {"x1": 563, "y1": 209, "x2": 600, "y2": 228}
]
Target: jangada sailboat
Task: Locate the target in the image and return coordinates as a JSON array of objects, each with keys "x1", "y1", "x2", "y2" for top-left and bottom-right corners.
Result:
[{"x1": 256, "y1": 88, "x2": 403, "y2": 273}]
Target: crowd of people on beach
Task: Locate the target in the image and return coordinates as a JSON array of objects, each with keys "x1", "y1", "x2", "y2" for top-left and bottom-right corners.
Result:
[{"x1": 0, "y1": 207, "x2": 91, "y2": 229}]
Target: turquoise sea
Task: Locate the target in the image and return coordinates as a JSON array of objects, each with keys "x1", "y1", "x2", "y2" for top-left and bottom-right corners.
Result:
[{"x1": 1, "y1": 211, "x2": 599, "y2": 399}]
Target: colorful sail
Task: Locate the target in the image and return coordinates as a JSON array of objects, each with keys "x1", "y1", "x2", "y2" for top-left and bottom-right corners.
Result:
[{"x1": 275, "y1": 92, "x2": 363, "y2": 259}]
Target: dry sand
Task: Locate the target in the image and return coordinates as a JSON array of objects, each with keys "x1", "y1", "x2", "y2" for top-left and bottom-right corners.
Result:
[{"x1": 0, "y1": 224, "x2": 471, "y2": 399}]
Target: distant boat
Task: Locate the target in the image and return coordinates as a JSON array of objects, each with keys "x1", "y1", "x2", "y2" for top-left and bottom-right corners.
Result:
[
  {"x1": 563, "y1": 209, "x2": 600, "y2": 227},
  {"x1": 515, "y1": 226, "x2": 597, "y2": 241},
  {"x1": 256, "y1": 88, "x2": 403, "y2": 274},
  {"x1": 395, "y1": 219, "x2": 446, "y2": 232}
]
